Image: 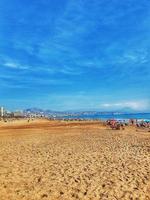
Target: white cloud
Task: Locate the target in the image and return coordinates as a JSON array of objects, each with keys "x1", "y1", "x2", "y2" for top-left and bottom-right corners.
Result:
[
  {"x1": 101, "y1": 100, "x2": 149, "y2": 111},
  {"x1": 4, "y1": 62, "x2": 28, "y2": 70}
]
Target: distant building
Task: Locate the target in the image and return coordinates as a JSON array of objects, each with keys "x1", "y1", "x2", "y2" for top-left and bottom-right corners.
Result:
[
  {"x1": 12, "y1": 111, "x2": 24, "y2": 117},
  {"x1": 0, "y1": 107, "x2": 4, "y2": 117}
]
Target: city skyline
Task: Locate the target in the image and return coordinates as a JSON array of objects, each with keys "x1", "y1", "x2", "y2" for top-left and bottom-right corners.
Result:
[{"x1": 0, "y1": 0, "x2": 150, "y2": 111}]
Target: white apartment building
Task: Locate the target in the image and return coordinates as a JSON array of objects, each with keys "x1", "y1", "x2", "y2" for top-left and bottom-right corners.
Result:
[{"x1": 0, "y1": 107, "x2": 4, "y2": 117}]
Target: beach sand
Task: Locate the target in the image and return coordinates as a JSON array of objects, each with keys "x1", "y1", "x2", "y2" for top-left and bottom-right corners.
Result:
[{"x1": 0, "y1": 119, "x2": 150, "y2": 200}]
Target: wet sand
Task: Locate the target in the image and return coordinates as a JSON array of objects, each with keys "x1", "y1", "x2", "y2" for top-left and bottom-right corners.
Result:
[{"x1": 0, "y1": 119, "x2": 150, "y2": 200}]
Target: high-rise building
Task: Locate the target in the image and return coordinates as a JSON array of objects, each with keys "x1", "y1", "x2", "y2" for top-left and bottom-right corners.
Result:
[{"x1": 0, "y1": 107, "x2": 4, "y2": 117}]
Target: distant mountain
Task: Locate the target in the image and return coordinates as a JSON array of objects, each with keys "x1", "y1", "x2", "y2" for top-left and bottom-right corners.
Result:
[
  {"x1": 23, "y1": 108, "x2": 70, "y2": 115},
  {"x1": 117, "y1": 107, "x2": 137, "y2": 113},
  {"x1": 23, "y1": 107, "x2": 148, "y2": 116},
  {"x1": 24, "y1": 108, "x2": 44, "y2": 113}
]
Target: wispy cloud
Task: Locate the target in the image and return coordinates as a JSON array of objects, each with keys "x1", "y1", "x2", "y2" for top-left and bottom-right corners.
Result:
[
  {"x1": 101, "y1": 100, "x2": 150, "y2": 111},
  {"x1": 3, "y1": 61, "x2": 29, "y2": 70}
]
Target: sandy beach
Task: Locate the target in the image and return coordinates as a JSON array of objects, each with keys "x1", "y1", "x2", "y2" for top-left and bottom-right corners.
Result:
[{"x1": 0, "y1": 119, "x2": 150, "y2": 200}]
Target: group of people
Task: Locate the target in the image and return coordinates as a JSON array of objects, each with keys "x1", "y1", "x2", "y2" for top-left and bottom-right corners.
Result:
[
  {"x1": 106, "y1": 119, "x2": 150, "y2": 131},
  {"x1": 106, "y1": 119, "x2": 126, "y2": 130},
  {"x1": 129, "y1": 119, "x2": 150, "y2": 129},
  {"x1": 136, "y1": 120, "x2": 150, "y2": 129}
]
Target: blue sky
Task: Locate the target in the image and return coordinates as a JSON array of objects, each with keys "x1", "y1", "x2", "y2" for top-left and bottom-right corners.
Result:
[{"x1": 0, "y1": 0, "x2": 150, "y2": 111}]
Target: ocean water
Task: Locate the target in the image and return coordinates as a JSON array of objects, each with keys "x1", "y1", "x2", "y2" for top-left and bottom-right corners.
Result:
[{"x1": 63, "y1": 113, "x2": 150, "y2": 121}]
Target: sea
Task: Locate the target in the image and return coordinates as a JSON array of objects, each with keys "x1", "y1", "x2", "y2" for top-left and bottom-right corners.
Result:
[{"x1": 63, "y1": 113, "x2": 150, "y2": 122}]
